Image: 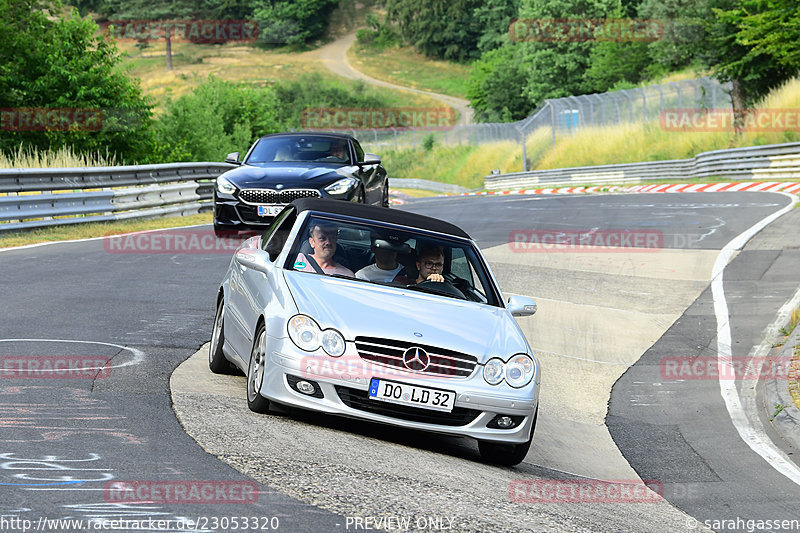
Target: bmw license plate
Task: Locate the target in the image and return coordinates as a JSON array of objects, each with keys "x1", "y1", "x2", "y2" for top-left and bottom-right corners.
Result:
[
  {"x1": 368, "y1": 378, "x2": 455, "y2": 413},
  {"x1": 257, "y1": 205, "x2": 282, "y2": 217}
]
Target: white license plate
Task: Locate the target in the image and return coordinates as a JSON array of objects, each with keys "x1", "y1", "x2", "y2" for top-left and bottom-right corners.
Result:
[
  {"x1": 257, "y1": 205, "x2": 282, "y2": 217},
  {"x1": 368, "y1": 378, "x2": 456, "y2": 413}
]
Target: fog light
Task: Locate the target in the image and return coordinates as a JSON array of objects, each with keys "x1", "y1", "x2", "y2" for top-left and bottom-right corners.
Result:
[
  {"x1": 286, "y1": 375, "x2": 323, "y2": 398},
  {"x1": 496, "y1": 416, "x2": 514, "y2": 428},
  {"x1": 296, "y1": 380, "x2": 316, "y2": 395},
  {"x1": 487, "y1": 414, "x2": 524, "y2": 429}
]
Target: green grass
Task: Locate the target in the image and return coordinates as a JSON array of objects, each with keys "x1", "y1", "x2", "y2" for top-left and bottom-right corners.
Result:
[
  {"x1": 348, "y1": 44, "x2": 471, "y2": 99},
  {"x1": 0, "y1": 212, "x2": 212, "y2": 249}
]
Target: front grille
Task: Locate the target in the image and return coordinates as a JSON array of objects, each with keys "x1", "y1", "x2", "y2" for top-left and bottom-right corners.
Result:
[
  {"x1": 354, "y1": 337, "x2": 478, "y2": 378},
  {"x1": 238, "y1": 188, "x2": 320, "y2": 205},
  {"x1": 335, "y1": 386, "x2": 481, "y2": 426}
]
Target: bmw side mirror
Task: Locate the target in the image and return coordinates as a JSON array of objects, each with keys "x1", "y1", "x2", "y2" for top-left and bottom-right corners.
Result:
[
  {"x1": 507, "y1": 295, "x2": 537, "y2": 317},
  {"x1": 358, "y1": 153, "x2": 381, "y2": 166},
  {"x1": 225, "y1": 152, "x2": 241, "y2": 165}
]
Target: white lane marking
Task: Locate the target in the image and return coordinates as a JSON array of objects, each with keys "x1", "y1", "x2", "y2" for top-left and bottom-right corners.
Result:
[
  {"x1": 0, "y1": 339, "x2": 145, "y2": 371},
  {"x1": 0, "y1": 224, "x2": 208, "y2": 253},
  {"x1": 712, "y1": 191, "x2": 800, "y2": 486}
]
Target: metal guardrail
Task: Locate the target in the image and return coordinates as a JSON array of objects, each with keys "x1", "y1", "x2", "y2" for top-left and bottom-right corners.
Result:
[
  {"x1": 0, "y1": 163, "x2": 233, "y2": 232},
  {"x1": 484, "y1": 142, "x2": 800, "y2": 190}
]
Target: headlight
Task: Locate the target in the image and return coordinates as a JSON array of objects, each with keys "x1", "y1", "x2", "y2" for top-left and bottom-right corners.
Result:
[
  {"x1": 505, "y1": 354, "x2": 535, "y2": 388},
  {"x1": 216, "y1": 175, "x2": 236, "y2": 195},
  {"x1": 483, "y1": 358, "x2": 505, "y2": 385},
  {"x1": 287, "y1": 314, "x2": 345, "y2": 356},
  {"x1": 321, "y1": 329, "x2": 345, "y2": 357},
  {"x1": 482, "y1": 354, "x2": 535, "y2": 387},
  {"x1": 288, "y1": 315, "x2": 320, "y2": 351},
  {"x1": 324, "y1": 177, "x2": 359, "y2": 196}
]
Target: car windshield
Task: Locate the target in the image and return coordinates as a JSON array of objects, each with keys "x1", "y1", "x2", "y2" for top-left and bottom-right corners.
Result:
[
  {"x1": 285, "y1": 215, "x2": 500, "y2": 307},
  {"x1": 246, "y1": 136, "x2": 351, "y2": 164}
]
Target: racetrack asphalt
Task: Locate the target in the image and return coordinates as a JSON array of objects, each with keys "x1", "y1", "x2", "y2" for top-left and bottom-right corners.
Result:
[{"x1": 2, "y1": 191, "x2": 798, "y2": 532}]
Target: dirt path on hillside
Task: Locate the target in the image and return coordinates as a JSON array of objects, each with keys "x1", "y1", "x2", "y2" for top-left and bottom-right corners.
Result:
[{"x1": 316, "y1": 32, "x2": 473, "y2": 125}]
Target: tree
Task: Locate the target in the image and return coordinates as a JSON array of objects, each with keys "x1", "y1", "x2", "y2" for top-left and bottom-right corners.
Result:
[
  {"x1": 386, "y1": 0, "x2": 485, "y2": 61},
  {"x1": 467, "y1": 44, "x2": 534, "y2": 121},
  {"x1": 252, "y1": 0, "x2": 340, "y2": 47},
  {"x1": 101, "y1": 0, "x2": 200, "y2": 71},
  {"x1": 0, "y1": 0, "x2": 153, "y2": 161},
  {"x1": 473, "y1": 0, "x2": 521, "y2": 54},
  {"x1": 704, "y1": 0, "x2": 799, "y2": 132},
  {"x1": 637, "y1": 0, "x2": 711, "y2": 71},
  {"x1": 516, "y1": 0, "x2": 621, "y2": 105}
]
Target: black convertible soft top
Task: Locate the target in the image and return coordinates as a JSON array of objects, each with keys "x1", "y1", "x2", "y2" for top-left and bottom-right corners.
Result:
[{"x1": 289, "y1": 198, "x2": 471, "y2": 240}]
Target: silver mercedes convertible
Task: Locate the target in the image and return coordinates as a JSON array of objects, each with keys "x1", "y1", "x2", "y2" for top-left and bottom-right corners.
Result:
[{"x1": 209, "y1": 198, "x2": 540, "y2": 466}]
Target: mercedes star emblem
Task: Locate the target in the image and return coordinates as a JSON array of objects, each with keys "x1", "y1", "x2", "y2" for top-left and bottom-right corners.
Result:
[{"x1": 402, "y1": 347, "x2": 430, "y2": 371}]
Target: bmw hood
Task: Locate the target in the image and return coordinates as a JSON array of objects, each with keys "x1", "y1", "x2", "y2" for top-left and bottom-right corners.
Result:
[
  {"x1": 283, "y1": 271, "x2": 531, "y2": 363},
  {"x1": 223, "y1": 163, "x2": 347, "y2": 188}
]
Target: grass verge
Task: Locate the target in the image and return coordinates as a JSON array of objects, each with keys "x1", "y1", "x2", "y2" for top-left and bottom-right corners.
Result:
[{"x1": 0, "y1": 212, "x2": 212, "y2": 249}]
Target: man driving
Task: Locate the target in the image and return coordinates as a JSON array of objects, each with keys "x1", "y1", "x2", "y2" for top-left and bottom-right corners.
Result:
[
  {"x1": 294, "y1": 222, "x2": 354, "y2": 276},
  {"x1": 415, "y1": 244, "x2": 445, "y2": 283}
]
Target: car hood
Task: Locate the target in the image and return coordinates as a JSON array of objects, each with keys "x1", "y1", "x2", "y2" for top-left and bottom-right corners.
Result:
[
  {"x1": 223, "y1": 163, "x2": 347, "y2": 188},
  {"x1": 283, "y1": 271, "x2": 531, "y2": 363}
]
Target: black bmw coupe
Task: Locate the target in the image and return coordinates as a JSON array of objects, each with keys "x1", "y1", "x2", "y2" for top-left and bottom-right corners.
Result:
[{"x1": 213, "y1": 132, "x2": 389, "y2": 236}]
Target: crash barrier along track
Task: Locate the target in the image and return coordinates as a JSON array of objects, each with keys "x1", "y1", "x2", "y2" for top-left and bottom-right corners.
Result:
[
  {"x1": 0, "y1": 162, "x2": 234, "y2": 232},
  {"x1": 485, "y1": 141, "x2": 800, "y2": 190}
]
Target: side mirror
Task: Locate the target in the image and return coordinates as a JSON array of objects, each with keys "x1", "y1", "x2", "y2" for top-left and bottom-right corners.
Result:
[
  {"x1": 225, "y1": 152, "x2": 241, "y2": 165},
  {"x1": 235, "y1": 249, "x2": 270, "y2": 273},
  {"x1": 358, "y1": 153, "x2": 381, "y2": 166},
  {"x1": 507, "y1": 295, "x2": 537, "y2": 317}
]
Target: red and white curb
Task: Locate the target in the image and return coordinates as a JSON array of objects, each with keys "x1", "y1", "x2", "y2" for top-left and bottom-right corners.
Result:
[
  {"x1": 453, "y1": 182, "x2": 800, "y2": 197},
  {"x1": 390, "y1": 182, "x2": 800, "y2": 204}
]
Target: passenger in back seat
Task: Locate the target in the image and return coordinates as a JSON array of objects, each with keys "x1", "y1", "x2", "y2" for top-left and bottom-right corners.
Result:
[{"x1": 355, "y1": 236, "x2": 414, "y2": 284}]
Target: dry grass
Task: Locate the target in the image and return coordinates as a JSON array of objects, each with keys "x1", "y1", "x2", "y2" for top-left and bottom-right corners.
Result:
[
  {"x1": 118, "y1": 40, "x2": 440, "y2": 111},
  {"x1": 537, "y1": 77, "x2": 800, "y2": 170},
  {"x1": 0, "y1": 145, "x2": 120, "y2": 169},
  {"x1": 0, "y1": 212, "x2": 212, "y2": 249},
  {"x1": 348, "y1": 45, "x2": 471, "y2": 99}
]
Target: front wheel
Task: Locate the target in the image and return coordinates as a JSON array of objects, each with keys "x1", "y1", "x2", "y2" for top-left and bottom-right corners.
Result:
[
  {"x1": 209, "y1": 297, "x2": 235, "y2": 374},
  {"x1": 478, "y1": 408, "x2": 537, "y2": 466},
  {"x1": 247, "y1": 325, "x2": 271, "y2": 413}
]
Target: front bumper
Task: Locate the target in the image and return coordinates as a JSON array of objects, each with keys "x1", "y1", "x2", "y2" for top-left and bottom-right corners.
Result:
[{"x1": 259, "y1": 336, "x2": 540, "y2": 444}]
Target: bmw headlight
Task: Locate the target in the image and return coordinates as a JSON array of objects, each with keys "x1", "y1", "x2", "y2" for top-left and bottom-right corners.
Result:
[
  {"x1": 324, "y1": 177, "x2": 359, "y2": 196},
  {"x1": 482, "y1": 354, "x2": 535, "y2": 387},
  {"x1": 483, "y1": 358, "x2": 505, "y2": 385},
  {"x1": 216, "y1": 175, "x2": 236, "y2": 195},
  {"x1": 287, "y1": 314, "x2": 345, "y2": 356},
  {"x1": 505, "y1": 354, "x2": 535, "y2": 388}
]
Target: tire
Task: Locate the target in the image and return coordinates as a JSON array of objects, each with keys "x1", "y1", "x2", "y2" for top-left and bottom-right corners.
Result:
[
  {"x1": 246, "y1": 324, "x2": 271, "y2": 413},
  {"x1": 209, "y1": 297, "x2": 236, "y2": 374},
  {"x1": 478, "y1": 407, "x2": 537, "y2": 467},
  {"x1": 381, "y1": 181, "x2": 390, "y2": 208}
]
